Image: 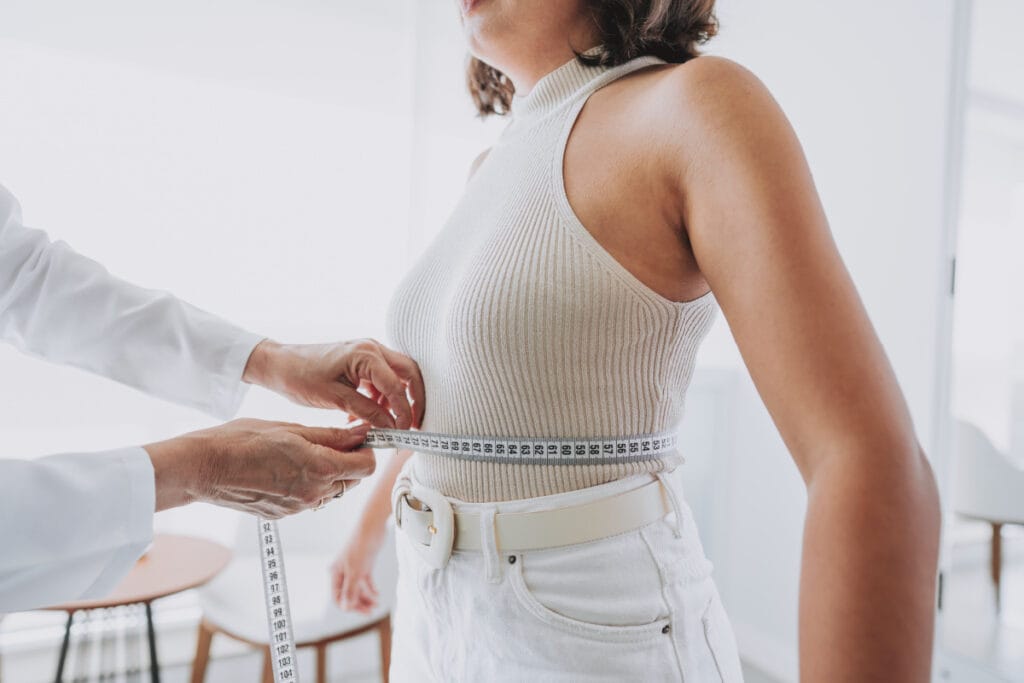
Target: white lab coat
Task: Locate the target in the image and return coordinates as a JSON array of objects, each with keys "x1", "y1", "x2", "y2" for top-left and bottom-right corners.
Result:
[{"x1": 0, "y1": 184, "x2": 264, "y2": 612}]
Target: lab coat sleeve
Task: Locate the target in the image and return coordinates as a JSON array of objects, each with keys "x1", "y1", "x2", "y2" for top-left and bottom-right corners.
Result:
[
  {"x1": 0, "y1": 447, "x2": 155, "y2": 612},
  {"x1": 0, "y1": 185, "x2": 265, "y2": 420}
]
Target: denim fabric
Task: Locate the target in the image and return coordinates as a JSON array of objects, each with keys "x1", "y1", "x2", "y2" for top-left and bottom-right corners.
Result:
[{"x1": 389, "y1": 470, "x2": 746, "y2": 682}]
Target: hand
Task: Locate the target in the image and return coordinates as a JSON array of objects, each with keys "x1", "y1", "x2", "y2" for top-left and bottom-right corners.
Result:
[
  {"x1": 145, "y1": 419, "x2": 375, "y2": 517},
  {"x1": 242, "y1": 339, "x2": 425, "y2": 430},
  {"x1": 330, "y1": 524, "x2": 385, "y2": 613}
]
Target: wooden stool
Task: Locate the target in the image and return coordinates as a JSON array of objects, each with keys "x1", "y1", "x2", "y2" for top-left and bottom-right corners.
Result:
[
  {"x1": 44, "y1": 534, "x2": 230, "y2": 683},
  {"x1": 190, "y1": 614, "x2": 390, "y2": 683}
]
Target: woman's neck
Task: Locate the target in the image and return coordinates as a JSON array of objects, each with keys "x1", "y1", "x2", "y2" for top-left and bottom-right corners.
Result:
[{"x1": 496, "y1": 23, "x2": 600, "y2": 97}]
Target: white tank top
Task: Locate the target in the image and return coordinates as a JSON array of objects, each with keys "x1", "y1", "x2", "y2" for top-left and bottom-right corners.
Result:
[{"x1": 384, "y1": 51, "x2": 718, "y2": 502}]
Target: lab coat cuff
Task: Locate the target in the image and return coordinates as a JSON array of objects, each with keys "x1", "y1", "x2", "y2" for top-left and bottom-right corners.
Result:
[
  {"x1": 123, "y1": 446, "x2": 156, "y2": 549},
  {"x1": 78, "y1": 447, "x2": 156, "y2": 600},
  {"x1": 209, "y1": 331, "x2": 266, "y2": 420}
]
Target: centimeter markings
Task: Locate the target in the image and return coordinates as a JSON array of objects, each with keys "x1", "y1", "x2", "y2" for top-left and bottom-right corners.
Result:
[
  {"x1": 256, "y1": 428, "x2": 680, "y2": 683},
  {"x1": 258, "y1": 517, "x2": 298, "y2": 683},
  {"x1": 360, "y1": 427, "x2": 683, "y2": 466}
]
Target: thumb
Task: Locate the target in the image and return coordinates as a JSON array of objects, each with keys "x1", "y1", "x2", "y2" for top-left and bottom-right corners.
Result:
[{"x1": 295, "y1": 424, "x2": 371, "y2": 452}]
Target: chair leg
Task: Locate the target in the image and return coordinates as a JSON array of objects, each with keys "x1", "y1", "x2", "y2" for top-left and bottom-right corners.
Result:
[
  {"x1": 145, "y1": 602, "x2": 161, "y2": 683},
  {"x1": 261, "y1": 648, "x2": 274, "y2": 683},
  {"x1": 190, "y1": 620, "x2": 214, "y2": 683},
  {"x1": 378, "y1": 615, "x2": 392, "y2": 683},
  {"x1": 316, "y1": 644, "x2": 327, "y2": 683},
  {"x1": 991, "y1": 522, "x2": 1003, "y2": 613}
]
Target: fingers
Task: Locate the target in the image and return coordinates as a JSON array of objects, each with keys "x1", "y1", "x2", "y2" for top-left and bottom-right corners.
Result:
[
  {"x1": 353, "y1": 577, "x2": 378, "y2": 613},
  {"x1": 325, "y1": 478, "x2": 359, "y2": 499},
  {"x1": 333, "y1": 386, "x2": 397, "y2": 428},
  {"x1": 365, "y1": 356, "x2": 414, "y2": 430},
  {"x1": 296, "y1": 425, "x2": 370, "y2": 452},
  {"x1": 319, "y1": 447, "x2": 376, "y2": 481},
  {"x1": 295, "y1": 424, "x2": 371, "y2": 451},
  {"x1": 378, "y1": 346, "x2": 427, "y2": 429},
  {"x1": 343, "y1": 574, "x2": 378, "y2": 613},
  {"x1": 335, "y1": 573, "x2": 348, "y2": 607},
  {"x1": 359, "y1": 379, "x2": 383, "y2": 403},
  {"x1": 331, "y1": 565, "x2": 345, "y2": 605},
  {"x1": 285, "y1": 427, "x2": 377, "y2": 486}
]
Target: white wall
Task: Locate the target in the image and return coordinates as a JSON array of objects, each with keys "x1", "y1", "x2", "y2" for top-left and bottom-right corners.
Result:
[{"x1": 0, "y1": 0, "x2": 418, "y2": 534}]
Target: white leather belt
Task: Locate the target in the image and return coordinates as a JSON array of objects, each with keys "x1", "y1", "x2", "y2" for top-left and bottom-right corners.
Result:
[{"x1": 392, "y1": 478, "x2": 671, "y2": 569}]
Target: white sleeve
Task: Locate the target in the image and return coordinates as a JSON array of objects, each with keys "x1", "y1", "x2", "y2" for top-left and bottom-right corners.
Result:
[
  {"x1": 0, "y1": 185, "x2": 265, "y2": 420},
  {"x1": 0, "y1": 448, "x2": 155, "y2": 612}
]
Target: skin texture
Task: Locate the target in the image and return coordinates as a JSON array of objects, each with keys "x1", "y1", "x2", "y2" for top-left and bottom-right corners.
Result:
[
  {"x1": 244, "y1": 338, "x2": 425, "y2": 430},
  {"x1": 144, "y1": 338, "x2": 424, "y2": 517},
  {"x1": 145, "y1": 419, "x2": 374, "y2": 518},
  {"x1": 339, "y1": 2, "x2": 943, "y2": 680}
]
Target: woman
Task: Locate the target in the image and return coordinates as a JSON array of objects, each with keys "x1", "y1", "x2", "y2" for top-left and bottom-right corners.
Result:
[{"x1": 331, "y1": 1, "x2": 942, "y2": 680}]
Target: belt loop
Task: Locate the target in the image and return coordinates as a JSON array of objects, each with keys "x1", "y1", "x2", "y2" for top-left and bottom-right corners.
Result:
[
  {"x1": 479, "y1": 507, "x2": 502, "y2": 583},
  {"x1": 655, "y1": 472, "x2": 685, "y2": 539}
]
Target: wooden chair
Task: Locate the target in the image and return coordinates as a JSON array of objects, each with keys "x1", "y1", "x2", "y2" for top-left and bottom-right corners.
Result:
[
  {"x1": 191, "y1": 505, "x2": 397, "y2": 682},
  {"x1": 191, "y1": 611, "x2": 390, "y2": 683},
  {"x1": 952, "y1": 419, "x2": 1024, "y2": 613}
]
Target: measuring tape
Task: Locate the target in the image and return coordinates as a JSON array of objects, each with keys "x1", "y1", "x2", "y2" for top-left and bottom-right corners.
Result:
[
  {"x1": 258, "y1": 517, "x2": 298, "y2": 682},
  {"x1": 256, "y1": 426, "x2": 680, "y2": 682},
  {"x1": 360, "y1": 427, "x2": 682, "y2": 465}
]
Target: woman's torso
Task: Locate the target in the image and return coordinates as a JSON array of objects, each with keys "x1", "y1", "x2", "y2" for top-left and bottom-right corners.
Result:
[{"x1": 384, "y1": 52, "x2": 718, "y2": 502}]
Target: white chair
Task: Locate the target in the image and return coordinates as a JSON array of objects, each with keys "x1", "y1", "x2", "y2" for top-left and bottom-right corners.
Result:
[
  {"x1": 952, "y1": 419, "x2": 1024, "y2": 613},
  {"x1": 190, "y1": 497, "x2": 397, "y2": 683}
]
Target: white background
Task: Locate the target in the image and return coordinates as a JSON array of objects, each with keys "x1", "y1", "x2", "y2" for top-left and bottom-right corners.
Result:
[{"x1": 1, "y1": 1, "x2": 1017, "y2": 681}]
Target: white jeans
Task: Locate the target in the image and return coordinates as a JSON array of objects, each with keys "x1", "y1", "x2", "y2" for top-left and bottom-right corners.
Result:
[{"x1": 389, "y1": 466, "x2": 746, "y2": 682}]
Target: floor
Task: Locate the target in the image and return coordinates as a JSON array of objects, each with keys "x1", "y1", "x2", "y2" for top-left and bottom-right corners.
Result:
[
  {"x1": 940, "y1": 534, "x2": 1024, "y2": 682},
  {"x1": 156, "y1": 655, "x2": 782, "y2": 683}
]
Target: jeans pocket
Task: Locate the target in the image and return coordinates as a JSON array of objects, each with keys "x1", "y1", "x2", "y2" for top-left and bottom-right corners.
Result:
[
  {"x1": 508, "y1": 558, "x2": 669, "y2": 643},
  {"x1": 505, "y1": 531, "x2": 672, "y2": 644},
  {"x1": 701, "y1": 589, "x2": 746, "y2": 683}
]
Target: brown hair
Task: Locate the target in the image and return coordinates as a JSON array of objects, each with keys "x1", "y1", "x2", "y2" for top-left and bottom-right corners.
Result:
[{"x1": 467, "y1": 0, "x2": 718, "y2": 117}]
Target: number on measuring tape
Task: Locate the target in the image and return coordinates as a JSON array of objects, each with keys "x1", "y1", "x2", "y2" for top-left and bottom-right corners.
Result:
[
  {"x1": 258, "y1": 518, "x2": 299, "y2": 683},
  {"x1": 360, "y1": 427, "x2": 681, "y2": 465}
]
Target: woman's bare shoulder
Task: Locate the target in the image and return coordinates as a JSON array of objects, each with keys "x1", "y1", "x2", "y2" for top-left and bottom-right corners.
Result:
[
  {"x1": 671, "y1": 56, "x2": 783, "y2": 130},
  {"x1": 640, "y1": 55, "x2": 798, "y2": 178}
]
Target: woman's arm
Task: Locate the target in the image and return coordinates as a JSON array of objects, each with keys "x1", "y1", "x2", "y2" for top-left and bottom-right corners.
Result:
[
  {"x1": 330, "y1": 447, "x2": 413, "y2": 612},
  {"x1": 659, "y1": 57, "x2": 941, "y2": 682}
]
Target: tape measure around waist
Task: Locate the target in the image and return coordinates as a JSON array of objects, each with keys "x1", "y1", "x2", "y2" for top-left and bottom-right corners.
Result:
[
  {"x1": 360, "y1": 427, "x2": 683, "y2": 465},
  {"x1": 257, "y1": 427, "x2": 681, "y2": 683}
]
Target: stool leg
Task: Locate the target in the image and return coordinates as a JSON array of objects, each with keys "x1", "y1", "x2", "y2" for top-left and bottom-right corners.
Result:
[
  {"x1": 991, "y1": 522, "x2": 1003, "y2": 613},
  {"x1": 190, "y1": 620, "x2": 214, "y2": 683},
  {"x1": 378, "y1": 615, "x2": 392, "y2": 683},
  {"x1": 54, "y1": 611, "x2": 74, "y2": 683},
  {"x1": 145, "y1": 602, "x2": 161, "y2": 683},
  {"x1": 261, "y1": 648, "x2": 274, "y2": 683},
  {"x1": 316, "y1": 644, "x2": 326, "y2": 683}
]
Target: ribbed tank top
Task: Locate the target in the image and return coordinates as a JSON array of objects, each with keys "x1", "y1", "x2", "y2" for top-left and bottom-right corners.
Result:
[{"x1": 384, "y1": 50, "x2": 719, "y2": 502}]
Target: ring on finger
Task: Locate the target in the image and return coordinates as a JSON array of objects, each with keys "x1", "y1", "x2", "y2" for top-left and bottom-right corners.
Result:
[{"x1": 333, "y1": 481, "x2": 348, "y2": 499}]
